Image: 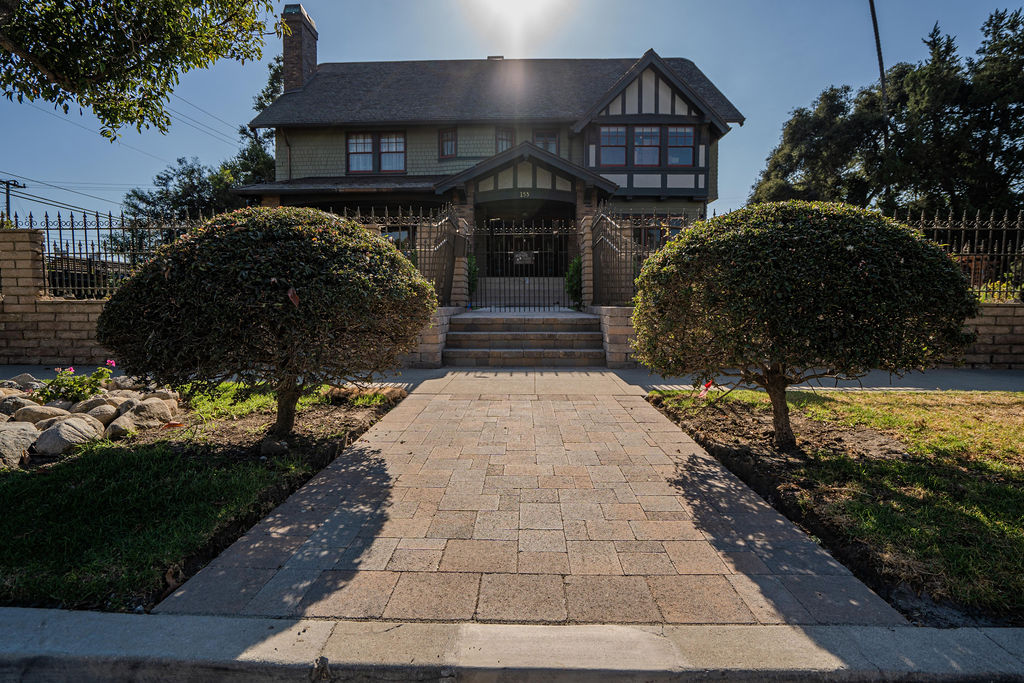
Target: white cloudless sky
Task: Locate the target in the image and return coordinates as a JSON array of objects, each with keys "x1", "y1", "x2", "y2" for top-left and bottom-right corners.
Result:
[{"x1": 0, "y1": 0, "x2": 1010, "y2": 218}]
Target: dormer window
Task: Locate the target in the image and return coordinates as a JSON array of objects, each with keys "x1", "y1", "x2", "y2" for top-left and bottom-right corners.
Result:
[
  {"x1": 668, "y1": 126, "x2": 695, "y2": 166},
  {"x1": 533, "y1": 129, "x2": 559, "y2": 154}
]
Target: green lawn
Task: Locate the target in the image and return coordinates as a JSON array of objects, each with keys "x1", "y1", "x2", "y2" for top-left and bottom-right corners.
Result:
[
  {"x1": 0, "y1": 384, "x2": 395, "y2": 610},
  {"x1": 654, "y1": 389, "x2": 1024, "y2": 618}
]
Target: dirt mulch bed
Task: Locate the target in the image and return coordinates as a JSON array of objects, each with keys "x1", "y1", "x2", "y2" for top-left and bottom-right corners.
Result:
[{"x1": 649, "y1": 393, "x2": 1018, "y2": 628}]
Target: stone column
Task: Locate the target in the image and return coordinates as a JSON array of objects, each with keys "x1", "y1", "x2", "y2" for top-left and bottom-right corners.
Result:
[
  {"x1": 450, "y1": 256, "x2": 469, "y2": 307},
  {"x1": 0, "y1": 229, "x2": 45, "y2": 306},
  {"x1": 579, "y1": 216, "x2": 594, "y2": 307}
]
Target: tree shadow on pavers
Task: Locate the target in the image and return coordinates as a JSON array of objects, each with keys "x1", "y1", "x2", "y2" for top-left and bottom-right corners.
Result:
[
  {"x1": 139, "y1": 437, "x2": 396, "y2": 617},
  {"x1": 664, "y1": 449, "x2": 907, "y2": 628}
]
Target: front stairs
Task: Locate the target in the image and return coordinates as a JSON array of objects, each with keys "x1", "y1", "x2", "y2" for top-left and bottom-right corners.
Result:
[{"x1": 442, "y1": 311, "x2": 606, "y2": 367}]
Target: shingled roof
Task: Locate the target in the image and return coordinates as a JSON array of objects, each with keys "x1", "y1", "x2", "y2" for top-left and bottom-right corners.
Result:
[{"x1": 250, "y1": 55, "x2": 744, "y2": 129}]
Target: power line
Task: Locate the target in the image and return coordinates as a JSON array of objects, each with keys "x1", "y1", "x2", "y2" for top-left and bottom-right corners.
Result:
[
  {"x1": 10, "y1": 189, "x2": 105, "y2": 215},
  {"x1": 26, "y1": 103, "x2": 175, "y2": 165},
  {"x1": 164, "y1": 105, "x2": 239, "y2": 147},
  {"x1": 172, "y1": 93, "x2": 239, "y2": 131},
  {"x1": 0, "y1": 169, "x2": 124, "y2": 207}
]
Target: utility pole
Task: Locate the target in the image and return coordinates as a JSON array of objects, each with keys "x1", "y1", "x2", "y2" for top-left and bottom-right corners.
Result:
[{"x1": 1, "y1": 178, "x2": 26, "y2": 220}]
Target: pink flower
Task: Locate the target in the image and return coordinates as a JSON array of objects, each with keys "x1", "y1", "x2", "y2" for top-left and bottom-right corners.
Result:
[
  {"x1": 55, "y1": 367, "x2": 62, "y2": 373},
  {"x1": 106, "y1": 359, "x2": 116, "y2": 367},
  {"x1": 66, "y1": 367, "x2": 74, "y2": 374}
]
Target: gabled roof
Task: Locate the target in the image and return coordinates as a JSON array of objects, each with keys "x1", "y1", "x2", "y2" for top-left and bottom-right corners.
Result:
[
  {"x1": 571, "y1": 49, "x2": 736, "y2": 135},
  {"x1": 250, "y1": 56, "x2": 743, "y2": 129},
  {"x1": 433, "y1": 142, "x2": 619, "y2": 195}
]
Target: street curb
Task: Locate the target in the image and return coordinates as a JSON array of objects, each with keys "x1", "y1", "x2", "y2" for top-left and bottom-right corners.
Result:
[{"x1": 2, "y1": 608, "x2": 1024, "y2": 681}]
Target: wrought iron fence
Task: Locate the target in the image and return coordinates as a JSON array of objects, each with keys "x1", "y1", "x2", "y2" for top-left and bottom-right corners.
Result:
[
  {"x1": 592, "y1": 207, "x2": 1024, "y2": 305},
  {"x1": 591, "y1": 208, "x2": 702, "y2": 306},
  {"x1": 894, "y1": 209, "x2": 1024, "y2": 301},
  {"x1": 4, "y1": 212, "x2": 193, "y2": 299}
]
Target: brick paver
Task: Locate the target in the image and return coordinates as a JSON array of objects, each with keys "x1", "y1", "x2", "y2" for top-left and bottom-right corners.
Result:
[{"x1": 157, "y1": 371, "x2": 905, "y2": 626}]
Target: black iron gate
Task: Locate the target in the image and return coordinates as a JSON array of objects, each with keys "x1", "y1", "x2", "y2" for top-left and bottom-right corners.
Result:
[{"x1": 470, "y1": 219, "x2": 576, "y2": 311}]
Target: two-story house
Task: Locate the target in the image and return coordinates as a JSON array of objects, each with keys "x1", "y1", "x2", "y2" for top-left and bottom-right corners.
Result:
[
  {"x1": 241, "y1": 4, "x2": 743, "y2": 221},
  {"x1": 239, "y1": 4, "x2": 743, "y2": 317}
]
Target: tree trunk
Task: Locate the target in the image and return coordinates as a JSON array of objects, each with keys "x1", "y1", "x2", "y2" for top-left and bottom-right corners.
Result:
[
  {"x1": 765, "y1": 374, "x2": 796, "y2": 451},
  {"x1": 272, "y1": 375, "x2": 300, "y2": 437}
]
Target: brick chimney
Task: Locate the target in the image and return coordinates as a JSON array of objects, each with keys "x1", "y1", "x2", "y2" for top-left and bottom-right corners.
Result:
[{"x1": 282, "y1": 4, "x2": 318, "y2": 92}]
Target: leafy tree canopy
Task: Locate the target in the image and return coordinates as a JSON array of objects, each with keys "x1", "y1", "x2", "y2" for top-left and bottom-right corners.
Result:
[
  {"x1": 751, "y1": 10, "x2": 1024, "y2": 214},
  {"x1": 0, "y1": 0, "x2": 274, "y2": 138}
]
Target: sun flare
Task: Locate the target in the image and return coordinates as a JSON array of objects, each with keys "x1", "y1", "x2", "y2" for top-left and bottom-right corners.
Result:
[{"x1": 459, "y1": 0, "x2": 577, "y2": 55}]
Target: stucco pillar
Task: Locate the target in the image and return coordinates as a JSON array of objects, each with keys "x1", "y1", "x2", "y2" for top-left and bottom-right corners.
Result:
[{"x1": 580, "y1": 216, "x2": 594, "y2": 307}]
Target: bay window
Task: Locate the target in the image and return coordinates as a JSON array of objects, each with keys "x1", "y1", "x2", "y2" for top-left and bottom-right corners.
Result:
[
  {"x1": 599, "y1": 126, "x2": 626, "y2": 166},
  {"x1": 633, "y1": 126, "x2": 660, "y2": 166},
  {"x1": 668, "y1": 126, "x2": 695, "y2": 166}
]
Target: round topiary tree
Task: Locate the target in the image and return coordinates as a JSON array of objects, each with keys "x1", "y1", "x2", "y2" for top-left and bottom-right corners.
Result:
[
  {"x1": 633, "y1": 200, "x2": 979, "y2": 450},
  {"x1": 97, "y1": 206, "x2": 436, "y2": 435}
]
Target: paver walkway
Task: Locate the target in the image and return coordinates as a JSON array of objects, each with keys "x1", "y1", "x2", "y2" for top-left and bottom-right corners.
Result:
[{"x1": 157, "y1": 370, "x2": 904, "y2": 625}]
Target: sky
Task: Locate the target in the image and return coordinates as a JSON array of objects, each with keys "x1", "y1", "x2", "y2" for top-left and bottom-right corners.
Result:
[{"x1": 0, "y1": 0, "x2": 1013, "y2": 220}]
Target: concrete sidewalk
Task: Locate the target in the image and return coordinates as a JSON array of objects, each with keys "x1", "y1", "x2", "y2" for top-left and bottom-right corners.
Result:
[{"x1": 2, "y1": 608, "x2": 1023, "y2": 681}]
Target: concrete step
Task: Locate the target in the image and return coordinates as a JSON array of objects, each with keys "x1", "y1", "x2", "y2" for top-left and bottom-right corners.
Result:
[
  {"x1": 442, "y1": 348, "x2": 607, "y2": 367},
  {"x1": 449, "y1": 315, "x2": 601, "y2": 333},
  {"x1": 445, "y1": 331, "x2": 604, "y2": 350}
]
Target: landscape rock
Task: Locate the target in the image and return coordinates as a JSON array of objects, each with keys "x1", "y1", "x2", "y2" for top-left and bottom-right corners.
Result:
[
  {"x1": 0, "y1": 423, "x2": 39, "y2": 468},
  {"x1": 71, "y1": 413, "x2": 106, "y2": 437},
  {"x1": 142, "y1": 390, "x2": 179, "y2": 401},
  {"x1": 44, "y1": 400, "x2": 74, "y2": 411},
  {"x1": 115, "y1": 398, "x2": 141, "y2": 418},
  {"x1": 11, "y1": 405, "x2": 70, "y2": 424},
  {"x1": 87, "y1": 404, "x2": 118, "y2": 427},
  {"x1": 162, "y1": 399, "x2": 179, "y2": 416},
  {"x1": 130, "y1": 398, "x2": 173, "y2": 428},
  {"x1": 70, "y1": 396, "x2": 117, "y2": 414},
  {"x1": 107, "y1": 390, "x2": 142, "y2": 401},
  {"x1": 105, "y1": 396, "x2": 130, "y2": 406},
  {"x1": 0, "y1": 396, "x2": 39, "y2": 415},
  {"x1": 0, "y1": 414, "x2": 8, "y2": 424},
  {"x1": 0, "y1": 380, "x2": 21, "y2": 390},
  {"x1": 104, "y1": 414, "x2": 136, "y2": 440},
  {"x1": 10, "y1": 373, "x2": 39, "y2": 388},
  {"x1": 0, "y1": 387, "x2": 24, "y2": 397},
  {"x1": 34, "y1": 418, "x2": 98, "y2": 456},
  {"x1": 35, "y1": 416, "x2": 71, "y2": 431}
]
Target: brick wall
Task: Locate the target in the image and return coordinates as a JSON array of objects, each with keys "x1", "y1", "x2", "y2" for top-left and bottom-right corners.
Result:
[
  {"x1": 0, "y1": 230, "x2": 110, "y2": 365},
  {"x1": 587, "y1": 305, "x2": 637, "y2": 368},
  {"x1": 962, "y1": 303, "x2": 1024, "y2": 369},
  {"x1": 399, "y1": 306, "x2": 466, "y2": 368}
]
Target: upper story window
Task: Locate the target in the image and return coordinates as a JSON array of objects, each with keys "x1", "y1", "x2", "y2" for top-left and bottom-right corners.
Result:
[
  {"x1": 347, "y1": 133, "x2": 374, "y2": 173},
  {"x1": 668, "y1": 126, "x2": 695, "y2": 166},
  {"x1": 533, "y1": 129, "x2": 559, "y2": 154},
  {"x1": 439, "y1": 128, "x2": 457, "y2": 159},
  {"x1": 599, "y1": 126, "x2": 626, "y2": 166},
  {"x1": 634, "y1": 126, "x2": 660, "y2": 166},
  {"x1": 347, "y1": 132, "x2": 406, "y2": 173},
  {"x1": 379, "y1": 133, "x2": 406, "y2": 172},
  {"x1": 496, "y1": 126, "x2": 515, "y2": 153}
]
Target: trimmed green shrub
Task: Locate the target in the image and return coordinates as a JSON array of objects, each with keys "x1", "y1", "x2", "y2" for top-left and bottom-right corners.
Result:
[
  {"x1": 467, "y1": 253, "x2": 478, "y2": 298},
  {"x1": 97, "y1": 206, "x2": 436, "y2": 435},
  {"x1": 565, "y1": 255, "x2": 583, "y2": 310},
  {"x1": 633, "y1": 201, "x2": 979, "y2": 449}
]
